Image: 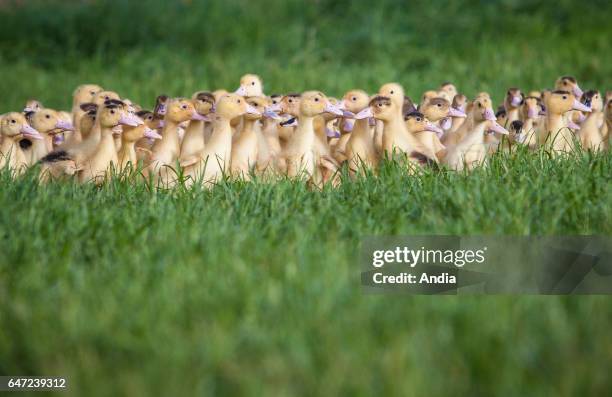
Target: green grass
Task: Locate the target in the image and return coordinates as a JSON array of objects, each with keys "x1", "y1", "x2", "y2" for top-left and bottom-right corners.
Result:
[{"x1": 0, "y1": 0, "x2": 612, "y2": 395}]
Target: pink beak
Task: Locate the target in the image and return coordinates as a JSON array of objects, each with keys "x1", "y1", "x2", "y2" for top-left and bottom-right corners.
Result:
[
  {"x1": 53, "y1": 134, "x2": 64, "y2": 145},
  {"x1": 354, "y1": 107, "x2": 373, "y2": 120},
  {"x1": 448, "y1": 107, "x2": 467, "y2": 118},
  {"x1": 425, "y1": 121, "x2": 444, "y2": 136},
  {"x1": 576, "y1": 112, "x2": 586, "y2": 123},
  {"x1": 343, "y1": 119, "x2": 355, "y2": 132},
  {"x1": 245, "y1": 104, "x2": 261, "y2": 116},
  {"x1": 573, "y1": 85, "x2": 583, "y2": 99},
  {"x1": 157, "y1": 105, "x2": 167, "y2": 115},
  {"x1": 488, "y1": 121, "x2": 509, "y2": 135},
  {"x1": 263, "y1": 108, "x2": 282, "y2": 120},
  {"x1": 510, "y1": 96, "x2": 522, "y2": 107},
  {"x1": 324, "y1": 102, "x2": 344, "y2": 117},
  {"x1": 440, "y1": 117, "x2": 452, "y2": 131},
  {"x1": 572, "y1": 99, "x2": 591, "y2": 113},
  {"x1": 191, "y1": 111, "x2": 209, "y2": 121},
  {"x1": 144, "y1": 127, "x2": 162, "y2": 140},
  {"x1": 484, "y1": 108, "x2": 496, "y2": 121},
  {"x1": 268, "y1": 103, "x2": 282, "y2": 113},
  {"x1": 55, "y1": 120, "x2": 74, "y2": 131},
  {"x1": 235, "y1": 86, "x2": 248, "y2": 96},
  {"x1": 119, "y1": 113, "x2": 144, "y2": 127},
  {"x1": 527, "y1": 107, "x2": 539, "y2": 119},
  {"x1": 21, "y1": 124, "x2": 43, "y2": 140}
]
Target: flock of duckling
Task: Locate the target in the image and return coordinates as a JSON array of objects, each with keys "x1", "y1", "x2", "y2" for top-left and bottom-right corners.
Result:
[{"x1": 1, "y1": 74, "x2": 610, "y2": 187}]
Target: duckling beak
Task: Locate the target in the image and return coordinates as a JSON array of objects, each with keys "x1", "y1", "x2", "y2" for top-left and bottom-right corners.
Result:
[
  {"x1": 23, "y1": 106, "x2": 36, "y2": 113},
  {"x1": 53, "y1": 134, "x2": 64, "y2": 145},
  {"x1": 267, "y1": 103, "x2": 282, "y2": 113},
  {"x1": 488, "y1": 121, "x2": 509, "y2": 135},
  {"x1": 572, "y1": 99, "x2": 591, "y2": 113},
  {"x1": 119, "y1": 113, "x2": 144, "y2": 127},
  {"x1": 326, "y1": 127, "x2": 340, "y2": 138},
  {"x1": 235, "y1": 86, "x2": 248, "y2": 96},
  {"x1": 280, "y1": 117, "x2": 298, "y2": 127},
  {"x1": 343, "y1": 119, "x2": 355, "y2": 132},
  {"x1": 245, "y1": 104, "x2": 261, "y2": 116},
  {"x1": 448, "y1": 107, "x2": 467, "y2": 118},
  {"x1": 156, "y1": 105, "x2": 167, "y2": 115},
  {"x1": 510, "y1": 96, "x2": 522, "y2": 107},
  {"x1": 567, "y1": 120, "x2": 580, "y2": 130},
  {"x1": 324, "y1": 101, "x2": 344, "y2": 117},
  {"x1": 440, "y1": 117, "x2": 452, "y2": 130},
  {"x1": 527, "y1": 107, "x2": 539, "y2": 119},
  {"x1": 484, "y1": 108, "x2": 496, "y2": 121},
  {"x1": 191, "y1": 111, "x2": 209, "y2": 121},
  {"x1": 21, "y1": 124, "x2": 43, "y2": 140},
  {"x1": 144, "y1": 126, "x2": 162, "y2": 140},
  {"x1": 354, "y1": 107, "x2": 373, "y2": 120},
  {"x1": 573, "y1": 85, "x2": 583, "y2": 99},
  {"x1": 263, "y1": 108, "x2": 282, "y2": 120},
  {"x1": 55, "y1": 120, "x2": 75, "y2": 131},
  {"x1": 337, "y1": 101, "x2": 355, "y2": 118},
  {"x1": 425, "y1": 121, "x2": 444, "y2": 136}
]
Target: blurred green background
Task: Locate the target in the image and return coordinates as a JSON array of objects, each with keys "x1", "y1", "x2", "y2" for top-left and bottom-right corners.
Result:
[
  {"x1": 0, "y1": 0, "x2": 610, "y2": 111},
  {"x1": 0, "y1": 1, "x2": 611, "y2": 396}
]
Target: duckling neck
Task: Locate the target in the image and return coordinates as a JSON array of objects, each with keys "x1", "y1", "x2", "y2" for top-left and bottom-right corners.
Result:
[
  {"x1": 31, "y1": 132, "x2": 53, "y2": 158},
  {"x1": 352, "y1": 118, "x2": 371, "y2": 139},
  {"x1": 546, "y1": 113, "x2": 565, "y2": 133},
  {"x1": 95, "y1": 128, "x2": 119, "y2": 163},
  {"x1": 0, "y1": 136, "x2": 18, "y2": 156},
  {"x1": 382, "y1": 116, "x2": 406, "y2": 138},
  {"x1": 158, "y1": 119, "x2": 181, "y2": 151},
  {"x1": 460, "y1": 120, "x2": 488, "y2": 146},
  {"x1": 119, "y1": 140, "x2": 137, "y2": 164},
  {"x1": 296, "y1": 115, "x2": 315, "y2": 137},
  {"x1": 242, "y1": 119, "x2": 256, "y2": 136}
]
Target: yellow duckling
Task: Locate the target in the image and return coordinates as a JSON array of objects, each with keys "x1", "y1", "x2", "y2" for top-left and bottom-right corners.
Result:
[
  {"x1": 419, "y1": 97, "x2": 466, "y2": 144},
  {"x1": 503, "y1": 88, "x2": 524, "y2": 124},
  {"x1": 365, "y1": 95, "x2": 436, "y2": 165},
  {"x1": 343, "y1": 89, "x2": 378, "y2": 172},
  {"x1": 283, "y1": 91, "x2": 343, "y2": 184},
  {"x1": 449, "y1": 94, "x2": 468, "y2": 133},
  {"x1": 77, "y1": 101, "x2": 143, "y2": 184},
  {"x1": 25, "y1": 108, "x2": 74, "y2": 164},
  {"x1": 579, "y1": 90, "x2": 606, "y2": 151},
  {"x1": 149, "y1": 98, "x2": 207, "y2": 186},
  {"x1": 181, "y1": 94, "x2": 260, "y2": 186},
  {"x1": 23, "y1": 99, "x2": 44, "y2": 113},
  {"x1": 0, "y1": 113, "x2": 42, "y2": 175},
  {"x1": 518, "y1": 96, "x2": 542, "y2": 149},
  {"x1": 541, "y1": 90, "x2": 591, "y2": 153},
  {"x1": 277, "y1": 93, "x2": 301, "y2": 147},
  {"x1": 437, "y1": 82, "x2": 458, "y2": 103},
  {"x1": 180, "y1": 92, "x2": 215, "y2": 162},
  {"x1": 404, "y1": 111, "x2": 445, "y2": 162},
  {"x1": 70, "y1": 84, "x2": 103, "y2": 143},
  {"x1": 444, "y1": 96, "x2": 508, "y2": 171},
  {"x1": 261, "y1": 94, "x2": 285, "y2": 172},
  {"x1": 234, "y1": 74, "x2": 264, "y2": 97},
  {"x1": 117, "y1": 111, "x2": 162, "y2": 173}
]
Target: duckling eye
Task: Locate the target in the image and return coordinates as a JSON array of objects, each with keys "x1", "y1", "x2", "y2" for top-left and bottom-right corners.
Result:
[
  {"x1": 288, "y1": 99, "x2": 293, "y2": 103},
  {"x1": 562, "y1": 96, "x2": 567, "y2": 100},
  {"x1": 104, "y1": 96, "x2": 109, "y2": 100},
  {"x1": 237, "y1": 99, "x2": 241, "y2": 104},
  {"x1": 45, "y1": 114, "x2": 50, "y2": 119},
  {"x1": 181, "y1": 104, "x2": 188, "y2": 109},
  {"x1": 110, "y1": 110, "x2": 115, "y2": 114},
  {"x1": 477, "y1": 103, "x2": 482, "y2": 108},
  {"x1": 390, "y1": 90, "x2": 394, "y2": 94},
  {"x1": 437, "y1": 103, "x2": 441, "y2": 107},
  {"x1": 416, "y1": 117, "x2": 421, "y2": 122},
  {"x1": 352, "y1": 97, "x2": 356, "y2": 101},
  {"x1": 314, "y1": 98, "x2": 319, "y2": 102},
  {"x1": 563, "y1": 81, "x2": 568, "y2": 85},
  {"x1": 251, "y1": 82, "x2": 255, "y2": 86},
  {"x1": 11, "y1": 119, "x2": 16, "y2": 124}
]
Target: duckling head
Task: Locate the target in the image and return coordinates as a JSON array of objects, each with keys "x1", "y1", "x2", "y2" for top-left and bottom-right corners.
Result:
[
  {"x1": 545, "y1": 90, "x2": 591, "y2": 115},
  {"x1": 123, "y1": 111, "x2": 162, "y2": 142},
  {"x1": 495, "y1": 107, "x2": 508, "y2": 126},
  {"x1": 299, "y1": 91, "x2": 343, "y2": 118},
  {"x1": 581, "y1": 90, "x2": 602, "y2": 112},
  {"x1": 522, "y1": 96, "x2": 541, "y2": 119},
  {"x1": 379, "y1": 83, "x2": 405, "y2": 108},
  {"x1": 505, "y1": 88, "x2": 524, "y2": 109},
  {"x1": 93, "y1": 90, "x2": 121, "y2": 106},
  {"x1": 472, "y1": 96, "x2": 497, "y2": 123},
  {"x1": 341, "y1": 90, "x2": 369, "y2": 114},
  {"x1": 192, "y1": 91, "x2": 216, "y2": 118},
  {"x1": 23, "y1": 99, "x2": 43, "y2": 113},
  {"x1": 279, "y1": 93, "x2": 301, "y2": 117},
  {"x1": 28, "y1": 108, "x2": 74, "y2": 134},
  {"x1": 235, "y1": 74, "x2": 263, "y2": 97},
  {"x1": 79, "y1": 104, "x2": 98, "y2": 136},
  {"x1": 1, "y1": 112, "x2": 42, "y2": 140},
  {"x1": 420, "y1": 90, "x2": 438, "y2": 106},
  {"x1": 420, "y1": 97, "x2": 466, "y2": 122},
  {"x1": 555, "y1": 76, "x2": 583, "y2": 98},
  {"x1": 215, "y1": 94, "x2": 261, "y2": 120},
  {"x1": 98, "y1": 101, "x2": 143, "y2": 130},
  {"x1": 244, "y1": 96, "x2": 270, "y2": 121},
  {"x1": 165, "y1": 98, "x2": 208, "y2": 124},
  {"x1": 73, "y1": 84, "x2": 103, "y2": 106},
  {"x1": 439, "y1": 82, "x2": 458, "y2": 101},
  {"x1": 404, "y1": 111, "x2": 443, "y2": 135},
  {"x1": 368, "y1": 96, "x2": 395, "y2": 121}
]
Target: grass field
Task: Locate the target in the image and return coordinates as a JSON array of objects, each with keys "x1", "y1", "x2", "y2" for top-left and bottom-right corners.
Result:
[{"x1": 1, "y1": 0, "x2": 611, "y2": 396}]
